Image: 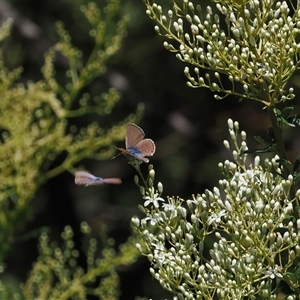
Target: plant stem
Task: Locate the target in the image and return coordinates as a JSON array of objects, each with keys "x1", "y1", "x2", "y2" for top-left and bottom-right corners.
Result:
[
  {"x1": 268, "y1": 107, "x2": 287, "y2": 164},
  {"x1": 268, "y1": 107, "x2": 296, "y2": 200}
]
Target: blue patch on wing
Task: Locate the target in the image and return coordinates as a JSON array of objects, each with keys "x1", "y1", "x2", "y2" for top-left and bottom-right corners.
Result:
[
  {"x1": 128, "y1": 146, "x2": 143, "y2": 157},
  {"x1": 92, "y1": 177, "x2": 103, "y2": 182}
]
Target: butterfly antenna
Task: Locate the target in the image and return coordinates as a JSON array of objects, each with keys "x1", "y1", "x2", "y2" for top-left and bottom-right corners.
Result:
[{"x1": 111, "y1": 148, "x2": 123, "y2": 160}]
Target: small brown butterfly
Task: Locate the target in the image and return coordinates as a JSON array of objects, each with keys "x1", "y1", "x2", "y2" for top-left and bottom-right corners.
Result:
[
  {"x1": 74, "y1": 171, "x2": 122, "y2": 186},
  {"x1": 115, "y1": 123, "x2": 156, "y2": 163}
]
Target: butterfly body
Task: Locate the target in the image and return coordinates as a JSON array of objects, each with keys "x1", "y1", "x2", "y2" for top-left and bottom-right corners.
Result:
[
  {"x1": 128, "y1": 145, "x2": 146, "y2": 158},
  {"x1": 115, "y1": 124, "x2": 155, "y2": 163},
  {"x1": 75, "y1": 171, "x2": 121, "y2": 186}
]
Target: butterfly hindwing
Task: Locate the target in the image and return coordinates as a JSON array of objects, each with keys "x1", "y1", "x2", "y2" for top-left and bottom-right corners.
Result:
[{"x1": 135, "y1": 139, "x2": 156, "y2": 157}]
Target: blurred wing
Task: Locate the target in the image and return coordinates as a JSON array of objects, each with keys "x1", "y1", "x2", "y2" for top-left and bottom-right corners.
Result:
[
  {"x1": 75, "y1": 171, "x2": 96, "y2": 179},
  {"x1": 75, "y1": 171, "x2": 106, "y2": 186},
  {"x1": 75, "y1": 171, "x2": 121, "y2": 186},
  {"x1": 75, "y1": 171, "x2": 97, "y2": 185},
  {"x1": 102, "y1": 178, "x2": 122, "y2": 185},
  {"x1": 126, "y1": 123, "x2": 145, "y2": 149},
  {"x1": 75, "y1": 177, "x2": 92, "y2": 185}
]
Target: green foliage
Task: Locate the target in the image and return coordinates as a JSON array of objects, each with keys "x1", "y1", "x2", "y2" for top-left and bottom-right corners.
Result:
[
  {"x1": 0, "y1": 223, "x2": 141, "y2": 299},
  {"x1": 0, "y1": 0, "x2": 143, "y2": 298},
  {"x1": 5, "y1": 0, "x2": 300, "y2": 298},
  {"x1": 20, "y1": 223, "x2": 140, "y2": 300}
]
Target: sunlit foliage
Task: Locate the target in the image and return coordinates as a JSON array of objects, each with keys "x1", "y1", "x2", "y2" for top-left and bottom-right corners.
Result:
[{"x1": 0, "y1": 1, "x2": 143, "y2": 298}]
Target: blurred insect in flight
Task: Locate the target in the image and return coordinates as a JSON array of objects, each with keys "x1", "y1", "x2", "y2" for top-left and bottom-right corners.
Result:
[{"x1": 74, "y1": 171, "x2": 122, "y2": 186}]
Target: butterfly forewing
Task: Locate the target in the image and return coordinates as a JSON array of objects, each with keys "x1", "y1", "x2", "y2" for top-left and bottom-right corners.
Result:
[{"x1": 125, "y1": 123, "x2": 145, "y2": 149}]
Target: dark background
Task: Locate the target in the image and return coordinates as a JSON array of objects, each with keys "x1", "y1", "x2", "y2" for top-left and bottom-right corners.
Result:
[{"x1": 1, "y1": 0, "x2": 300, "y2": 299}]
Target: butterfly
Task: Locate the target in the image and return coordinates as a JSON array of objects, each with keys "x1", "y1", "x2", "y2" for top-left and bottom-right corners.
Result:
[
  {"x1": 74, "y1": 171, "x2": 122, "y2": 186},
  {"x1": 115, "y1": 123, "x2": 156, "y2": 163}
]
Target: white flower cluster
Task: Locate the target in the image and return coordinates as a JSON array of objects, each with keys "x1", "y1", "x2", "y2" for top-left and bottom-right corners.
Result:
[
  {"x1": 132, "y1": 119, "x2": 300, "y2": 299},
  {"x1": 145, "y1": 0, "x2": 298, "y2": 104}
]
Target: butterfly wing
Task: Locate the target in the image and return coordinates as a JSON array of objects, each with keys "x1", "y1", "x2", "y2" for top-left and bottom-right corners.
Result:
[
  {"x1": 128, "y1": 139, "x2": 156, "y2": 163},
  {"x1": 125, "y1": 123, "x2": 145, "y2": 149},
  {"x1": 135, "y1": 139, "x2": 156, "y2": 157},
  {"x1": 75, "y1": 171, "x2": 96, "y2": 179},
  {"x1": 75, "y1": 171, "x2": 99, "y2": 186},
  {"x1": 101, "y1": 178, "x2": 122, "y2": 185},
  {"x1": 116, "y1": 123, "x2": 155, "y2": 163},
  {"x1": 75, "y1": 171, "x2": 121, "y2": 186}
]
